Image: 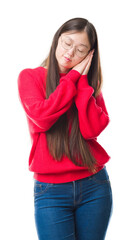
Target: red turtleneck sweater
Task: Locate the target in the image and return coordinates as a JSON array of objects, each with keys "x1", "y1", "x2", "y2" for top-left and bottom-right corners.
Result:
[{"x1": 17, "y1": 67, "x2": 110, "y2": 183}]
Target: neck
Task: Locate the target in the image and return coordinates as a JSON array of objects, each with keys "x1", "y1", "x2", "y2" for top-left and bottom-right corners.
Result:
[{"x1": 58, "y1": 65, "x2": 70, "y2": 74}]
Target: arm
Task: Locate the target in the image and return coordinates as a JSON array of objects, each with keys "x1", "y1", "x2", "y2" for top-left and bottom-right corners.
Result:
[
  {"x1": 74, "y1": 75, "x2": 110, "y2": 140},
  {"x1": 17, "y1": 68, "x2": 81, "y2": 133}
]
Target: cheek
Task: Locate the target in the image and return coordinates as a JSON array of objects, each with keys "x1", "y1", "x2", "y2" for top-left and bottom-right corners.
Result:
[
  {"x1": 55, "y1": 48, "x2": 59, "y2": 61},
  {"x1": 55, "y1": 46, "x2": 65, "y2": 60},
  {"x1": 71, "y1": 57, "x2": 84, "y2": 67}
]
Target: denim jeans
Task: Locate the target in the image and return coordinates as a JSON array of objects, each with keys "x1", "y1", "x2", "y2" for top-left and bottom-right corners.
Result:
[{"x1": 34, "y1": 167, "x2": 113, "y2": 240}]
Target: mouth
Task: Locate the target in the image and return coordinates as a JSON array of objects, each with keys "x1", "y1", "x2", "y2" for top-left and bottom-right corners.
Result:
[{"x1": 64, "y1": 56, "x2": 71, "y2": 62}]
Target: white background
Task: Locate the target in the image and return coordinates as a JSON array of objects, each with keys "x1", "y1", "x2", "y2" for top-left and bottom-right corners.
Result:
[{"x1": 0, "y1": 0, "x2": 130, "y2": 239}]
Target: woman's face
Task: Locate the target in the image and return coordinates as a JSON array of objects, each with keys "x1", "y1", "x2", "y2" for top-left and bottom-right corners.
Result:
[{"x1": 55, "y1": 31, "x2": 91, "y2": 73}]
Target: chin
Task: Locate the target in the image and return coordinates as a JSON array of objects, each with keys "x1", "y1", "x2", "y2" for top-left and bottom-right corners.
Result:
[{"x1": 59, "y1": 62, "x2": 71, "y2": 70}]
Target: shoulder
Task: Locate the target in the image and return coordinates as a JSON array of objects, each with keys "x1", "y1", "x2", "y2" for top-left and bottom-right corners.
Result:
[
  {"x1": 18, "y1": 66, "x2": 46, "y2": 78},
  {"x1": 18, "y1": 66, "x2": 47, "y2": 88}
]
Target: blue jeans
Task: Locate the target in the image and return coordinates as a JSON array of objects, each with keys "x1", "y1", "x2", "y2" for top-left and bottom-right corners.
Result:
[{"x1": 34, "y1": 167, "x2": 113, "y2": 240}]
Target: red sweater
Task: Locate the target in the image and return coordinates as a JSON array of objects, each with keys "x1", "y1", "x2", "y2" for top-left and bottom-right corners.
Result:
[{"x1": 17, "y1": 66, "x2": 110, "y2": 183}]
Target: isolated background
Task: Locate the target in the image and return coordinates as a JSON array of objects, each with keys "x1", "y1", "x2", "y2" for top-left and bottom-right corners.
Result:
[{"x1": 0, "y1": 0, "x2": 130, "y2": 239}]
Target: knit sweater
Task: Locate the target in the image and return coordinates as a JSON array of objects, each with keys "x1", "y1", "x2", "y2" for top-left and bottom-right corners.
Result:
[{"x1": 17, "y1": 66, "x2": 110, "y2": 183}]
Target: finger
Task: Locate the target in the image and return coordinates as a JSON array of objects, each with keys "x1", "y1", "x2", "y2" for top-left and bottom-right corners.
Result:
[
  {"x1": 84, "y1": 54, "x2": 93, "y2": 72},
  {"x1": 83, "y1": 53, "x2": 92, "y2": 63},
  {"x1": 84, "y1": 52, "x2": 93, "y2": 65},
  {"x1": 85, "y1": 50, "x2": 94, "y2": 61},
  {"x1": 88, "y1": 53, "x2": 94, "y2": 65},
  {"x1": 91, "y1": 49, "x2": 95, "y2": 54}
]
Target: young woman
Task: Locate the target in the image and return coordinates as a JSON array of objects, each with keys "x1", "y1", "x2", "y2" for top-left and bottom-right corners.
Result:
[{"x1": 18, "y1": 17, "x2": 113, "y2": 240}]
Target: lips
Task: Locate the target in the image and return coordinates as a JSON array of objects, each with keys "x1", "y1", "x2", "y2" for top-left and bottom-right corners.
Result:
[{"x1": 64, "y1": 56, "x2": 71, "y2": 62}]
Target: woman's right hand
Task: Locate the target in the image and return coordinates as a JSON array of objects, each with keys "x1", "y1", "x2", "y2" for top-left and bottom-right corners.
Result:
[{"x1": 72, "y1": 49, "x2": 94, "y2": 75}]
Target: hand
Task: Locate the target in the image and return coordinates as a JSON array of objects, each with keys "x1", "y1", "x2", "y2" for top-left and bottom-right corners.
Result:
[
  {"x1": 82, "y1": 49, "x2": 95, "y2": 75},
  {"x1": 72, "y1": 49, "x2": 95, "y2": 75}
]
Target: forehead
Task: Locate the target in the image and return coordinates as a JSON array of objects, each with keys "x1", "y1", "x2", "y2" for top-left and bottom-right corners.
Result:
[{"x1": 61, "y1": 30, "x2": 90, "y2": 48}]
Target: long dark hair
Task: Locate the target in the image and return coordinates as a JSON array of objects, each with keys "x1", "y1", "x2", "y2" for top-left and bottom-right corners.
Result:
[{"x1": 40, "y1": 17, "x2": 103, "y2": 173}]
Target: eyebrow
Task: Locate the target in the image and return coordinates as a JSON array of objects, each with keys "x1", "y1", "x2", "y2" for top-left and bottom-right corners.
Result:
[
  {"x1": 64, "y1": 36, "x2": 89, "y2": 49},
  {"x1": 79, "y1": 43, "x2": 88, "y2": 49}
]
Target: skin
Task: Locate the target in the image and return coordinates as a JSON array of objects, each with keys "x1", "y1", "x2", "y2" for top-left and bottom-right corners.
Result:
[{"x1": 55, "y1": 30, "x2": 95, "y2": 75}]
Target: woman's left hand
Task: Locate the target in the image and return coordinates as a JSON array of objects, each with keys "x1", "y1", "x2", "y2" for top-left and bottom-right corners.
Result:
[{"x1": 82, "y1": 49, "x2": 95, "y2": 75}]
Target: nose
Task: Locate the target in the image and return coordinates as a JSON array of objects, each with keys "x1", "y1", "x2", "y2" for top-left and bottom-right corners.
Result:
[{"x1": 67, "y1": 47, "x2": 75, "y2": 57}]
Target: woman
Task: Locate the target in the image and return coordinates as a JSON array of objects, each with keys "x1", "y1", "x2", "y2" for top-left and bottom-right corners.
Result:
[{"x1": 18, "y1": 17, "x2": 113, "y2": 240}]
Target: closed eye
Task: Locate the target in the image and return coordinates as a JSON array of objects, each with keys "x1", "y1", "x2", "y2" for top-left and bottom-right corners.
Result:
[
  {"x1": 65, "y1": 42, "x2": 71, "y2": 46},
  {"x1": 78, "y1": 49, "x2": 83, "y2": 53}
]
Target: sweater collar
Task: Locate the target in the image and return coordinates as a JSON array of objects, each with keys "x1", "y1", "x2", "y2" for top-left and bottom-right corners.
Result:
[{"x1": 42, "y1": 67, "x2": 68, "y2": 77}]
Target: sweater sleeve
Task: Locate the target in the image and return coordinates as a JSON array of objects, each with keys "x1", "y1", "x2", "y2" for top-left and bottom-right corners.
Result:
[
  {"x1": 17, "y1": 68, "x2": 80, "y2": 132},
  {"x1": 74, "y1": 75, "x2": 110, "y2": 140}
]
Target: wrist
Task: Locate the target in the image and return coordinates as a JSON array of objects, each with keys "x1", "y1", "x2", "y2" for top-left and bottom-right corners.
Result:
[
  {"x1": 60, "y1": 69, "x2": 81, "y2": 84},
  {"x1": 76, "y1": 75, "x2": 89, "y2": 89},
  {"x1": 72, "y1": 67, "x2": 82, "y2": 74}
]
